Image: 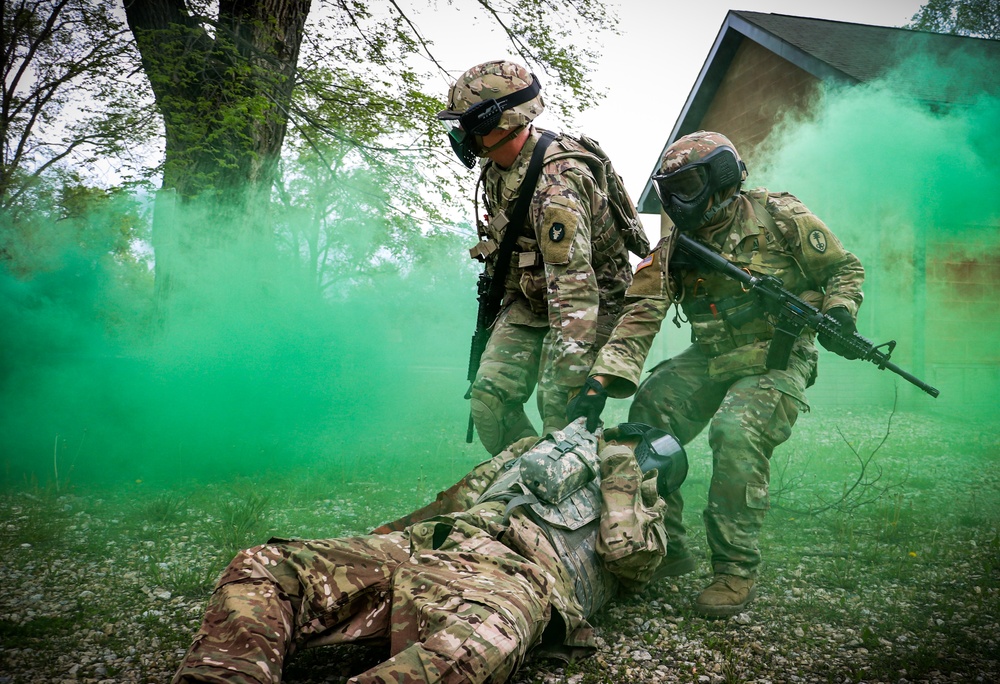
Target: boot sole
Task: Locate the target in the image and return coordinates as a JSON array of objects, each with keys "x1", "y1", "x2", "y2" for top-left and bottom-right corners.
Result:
[{"x1": 692, "y1": 584, "x2": 758, "y2": 619}]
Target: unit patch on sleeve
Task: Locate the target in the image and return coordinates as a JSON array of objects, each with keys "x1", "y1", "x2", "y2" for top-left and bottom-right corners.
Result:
[
  {"x1": 808, "y1": 229, "x2": 827, "y2": 253},
  {"x1": 625, "y1": 250, "x2": 666, "y2": 299},
  {"x1": 538, "y1": 196, "x2": 578, "y2": 265}
]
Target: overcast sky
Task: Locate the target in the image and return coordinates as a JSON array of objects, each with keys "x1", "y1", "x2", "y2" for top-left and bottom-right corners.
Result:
[{"x1": 415, "y1": 0, "x2": 929, "y2": 231}]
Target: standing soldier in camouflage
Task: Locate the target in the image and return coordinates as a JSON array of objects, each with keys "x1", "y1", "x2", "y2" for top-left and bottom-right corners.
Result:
[
  {"x1": 439, "y1": 60, "x2": 647, "y2": 455},
  {"x1": 569, "y1": 131, "x2": 865, "y2": 618},
  {"x1": 171, "y1": 419, "x2": 685, "y2": 684}
]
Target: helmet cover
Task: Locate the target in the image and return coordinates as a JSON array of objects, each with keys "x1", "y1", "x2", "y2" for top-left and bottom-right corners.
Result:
[
  {"x1": 437, "y1": 60, "x2": 545, "y2": 167},
  {"x1": 651, "y1": 131, "x2": 747, "y2": 231}
]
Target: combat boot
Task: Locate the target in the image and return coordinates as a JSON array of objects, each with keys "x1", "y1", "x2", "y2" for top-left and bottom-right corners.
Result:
[
  {"x1": 693, "y1": 574, "x2": 756, "y2": 618},
  {"x1": 651, "y1": 547, "x2": 697, "y2": 580}
]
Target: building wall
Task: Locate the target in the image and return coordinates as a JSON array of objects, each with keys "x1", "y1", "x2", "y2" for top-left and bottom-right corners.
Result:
[
  {"x1": 923, "y1": 230, "x2": 1000, "y2": 417},
  {"x1": 698, "y1": 38, "x2": 821, "y2": 169}
]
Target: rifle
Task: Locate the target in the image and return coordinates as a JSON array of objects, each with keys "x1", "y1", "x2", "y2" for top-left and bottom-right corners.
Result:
[
  {"x1": 673, "y1": 233, "x2": 940, "y2": 398},
  {"x1": 465, "y1": 271, "x2": 496, "y2": 442}
]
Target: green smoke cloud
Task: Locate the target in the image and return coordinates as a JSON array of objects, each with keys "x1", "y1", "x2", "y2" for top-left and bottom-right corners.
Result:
[
  {"x1": 755, "y1": 44, "x2": 1000, "y2": 417},
  {"x1": 0, "y1": 191, "x2": 481, "y2": 488}
]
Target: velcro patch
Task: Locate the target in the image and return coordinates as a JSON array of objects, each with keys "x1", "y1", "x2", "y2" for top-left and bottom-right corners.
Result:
[
  {"x1": 626, "y1": 250, "x2": 666, "y2": 299},
  {"x1": 807, "y1": 229, "x2": 828, "y2": 253},
  {"x1": 539, "y1": 197, "x2": 578, "y2": 265}
]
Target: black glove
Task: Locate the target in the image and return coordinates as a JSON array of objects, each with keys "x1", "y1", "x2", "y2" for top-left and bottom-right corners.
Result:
[
  {"x1": 567, "y1": 377, "x2": 608, "y2": 433},
  {"x1": 817, "y1": 307, "x2": 860, "y2": 359}
]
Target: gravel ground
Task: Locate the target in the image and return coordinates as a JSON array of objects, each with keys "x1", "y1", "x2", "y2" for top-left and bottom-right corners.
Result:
[{"x1": 2, "y1": 409, "x2": 998, "y2": 683}]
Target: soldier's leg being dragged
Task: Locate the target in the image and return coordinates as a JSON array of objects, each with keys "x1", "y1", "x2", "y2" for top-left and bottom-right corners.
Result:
[{"x1": 352, "y1": 542, "x2": 551, "y2": 684}]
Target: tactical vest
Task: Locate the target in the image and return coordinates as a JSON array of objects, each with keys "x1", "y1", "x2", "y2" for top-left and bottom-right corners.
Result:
[
  {"x1": 472, "y1": 131, "x2": 649, "y2": 320},
  {"x1": 476, "y1": 420, "x2": 618, "y2": 618},
  {"x1": 680, "y1": 191, "x2": 817, "y2": 360}
]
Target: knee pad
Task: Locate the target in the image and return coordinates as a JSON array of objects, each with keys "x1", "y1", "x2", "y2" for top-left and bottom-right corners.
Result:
[
  {"x1": 471, "y1": 393, "x2": 537, "y2": 455},
  {"x1": 470, "y1": 394, "x2": 506, "y2": 455}
]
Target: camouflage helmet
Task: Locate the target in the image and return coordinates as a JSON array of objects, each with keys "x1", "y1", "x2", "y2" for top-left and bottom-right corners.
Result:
[
  {"x1": 651, "y1": 131, "x2": 747, "y2": 231},
  {"x1": 437, "y1": 60, "x2": 544, "y2": 167}
]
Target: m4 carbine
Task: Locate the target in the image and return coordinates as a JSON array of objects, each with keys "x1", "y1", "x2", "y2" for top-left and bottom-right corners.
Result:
[
  {"x1": 674, "y1": 233, "x2": 940, "y2": 398},
  {"x1": 465, "y1": 271, "x2": 496, "y2": 441}
]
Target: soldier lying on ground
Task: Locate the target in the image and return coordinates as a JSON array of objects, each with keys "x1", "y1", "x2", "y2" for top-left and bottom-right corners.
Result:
[{"x1": 172, "y1": 419, "x2": 688, "y2": 684}]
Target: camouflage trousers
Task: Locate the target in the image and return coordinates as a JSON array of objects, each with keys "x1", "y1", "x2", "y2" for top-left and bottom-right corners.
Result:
[
  {"x1": 470, "y1": 315, "x2": 566, "y2": 456},
  {"x1": 172, "y1": 519, "x2": 551, "y2": 684},
  {"x1": 471, "y1": 307, "x2": 614, "y2": 456},
  {"x1": 628, "y1": 342, "x2": 815, "y2": 577}
]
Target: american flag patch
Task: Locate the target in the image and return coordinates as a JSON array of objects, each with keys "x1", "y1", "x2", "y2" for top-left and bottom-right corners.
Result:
[{"x1": 635, "y1": 254, "x2": 654, "y2": 273}]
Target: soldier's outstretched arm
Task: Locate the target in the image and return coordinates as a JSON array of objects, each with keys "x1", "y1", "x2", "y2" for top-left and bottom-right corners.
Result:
[{"x1": 588, "y1": 236, "x2": 675, "y2": 398}]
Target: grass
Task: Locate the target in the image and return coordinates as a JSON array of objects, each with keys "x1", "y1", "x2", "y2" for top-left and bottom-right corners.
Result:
[{"x1": 0, "y1": 408, "x2": 997, "y2": 683}]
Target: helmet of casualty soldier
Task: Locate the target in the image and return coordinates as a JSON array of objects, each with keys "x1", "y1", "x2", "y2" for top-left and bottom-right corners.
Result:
[
  {"x1": 650, "y1": 131, "x2": 748, "y2": 232},
  {"x1": 605, "y1": 422, "x2": 688, "y2": 499},
  {"x1": 436, "y1": 60, "x2": 545, "y2": 168}
]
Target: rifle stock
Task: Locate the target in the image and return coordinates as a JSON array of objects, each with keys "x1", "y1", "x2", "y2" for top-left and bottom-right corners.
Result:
[{"x1": 674, "y1": 233, "x2": 940, "y2": 398}]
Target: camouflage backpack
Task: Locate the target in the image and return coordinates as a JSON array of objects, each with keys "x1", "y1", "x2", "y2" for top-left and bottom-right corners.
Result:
[{"x1": 547, "y1": 134, "x2": 651, "y2": 258}]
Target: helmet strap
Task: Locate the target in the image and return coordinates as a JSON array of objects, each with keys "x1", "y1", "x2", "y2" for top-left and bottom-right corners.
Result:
[
  {"x1": 477, "y1": 124, "x2": 525, "y2": 156},
  {"x1": 702, "y1": 189, "x2": 740, "y2": 225}
]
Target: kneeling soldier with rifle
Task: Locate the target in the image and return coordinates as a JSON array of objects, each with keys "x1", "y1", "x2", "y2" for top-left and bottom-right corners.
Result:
[{"x1": 569, "y1": 130, "x2": 935, "y2": 618}]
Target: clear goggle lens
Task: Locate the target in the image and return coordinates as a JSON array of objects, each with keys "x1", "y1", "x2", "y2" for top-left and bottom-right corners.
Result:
[{"x1": 441, "y1": 118, "x2": 466, "y2": 142}]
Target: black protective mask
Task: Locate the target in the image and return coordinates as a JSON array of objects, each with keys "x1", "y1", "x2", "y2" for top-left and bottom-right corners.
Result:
[
  {"x1": 606, "y1": 422, "x2": 688, "y2": 498},
  {"x1": 651, "y1": 146, "x2": 745, "y2": 231}
]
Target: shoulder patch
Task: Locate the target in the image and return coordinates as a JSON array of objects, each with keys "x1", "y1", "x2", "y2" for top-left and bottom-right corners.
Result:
[
  {"x1": 807, "y1": 229, "x2": 828, "y2": 253},
  {"x1": 538, "y1": 195, "x2": 579, "y2": 265},
  {"x1": 626, "y1": 248, "x2": 667, "y2": 299}
]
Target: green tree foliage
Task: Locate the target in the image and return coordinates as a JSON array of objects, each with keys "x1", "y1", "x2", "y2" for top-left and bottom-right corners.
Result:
[
  {"x1": 120, "y1": 0, "x2": 618, "y2": 312},
  {"x1": 0, "y1": 0, "x2": 154, "y2": 220},
  {"x1": 3, "y1": 172, "x2": 148, "y2": 274},
  {"x1": 123, "y1": 0, "x2": 310, "y2": 213},
  {"x1": 907, "y1": 0, "x2": 1000, "y2": 40}
]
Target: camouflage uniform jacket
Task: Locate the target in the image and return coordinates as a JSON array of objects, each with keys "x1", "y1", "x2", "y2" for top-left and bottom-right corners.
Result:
[
  {"x1": 474, "y1": 127, "x2": 633, "y2": 389},
  {"x1": 394, "y1": 434, "x2": 667, "y2": 658},
  {"x1": 591, "y1": 189, "x2": 865, "y2": 399}
]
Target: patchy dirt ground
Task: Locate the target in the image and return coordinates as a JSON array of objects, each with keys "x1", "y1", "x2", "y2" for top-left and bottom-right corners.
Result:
[{"x1": 2, "y1": 409, "x2": 998, "y2": 683}]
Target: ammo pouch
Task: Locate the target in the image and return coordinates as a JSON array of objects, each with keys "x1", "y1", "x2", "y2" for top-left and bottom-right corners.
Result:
[
  {"x1": 518, "y1": 266, "x2": 548, "y2": 316},
  {"x1": 475, "y1": 419, "x2": 616, "y2": 616},
  {"x1": 688, "y1": 292, "x2": 773, "y2": 360}
]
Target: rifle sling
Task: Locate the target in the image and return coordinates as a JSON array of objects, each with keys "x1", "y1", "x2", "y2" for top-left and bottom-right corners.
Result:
[{"x1": 484, "y1": 130, "x2": 558, "y2": 323}]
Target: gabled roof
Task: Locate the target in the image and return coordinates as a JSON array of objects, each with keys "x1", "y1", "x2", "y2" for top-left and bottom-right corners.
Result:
[
  {"x1": 737, "y1": 11, "x2": 1000, "y2": 102},
  {"x1": 637, "y1": 11, "x2": 1000, "y2": 214}
]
